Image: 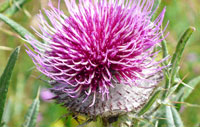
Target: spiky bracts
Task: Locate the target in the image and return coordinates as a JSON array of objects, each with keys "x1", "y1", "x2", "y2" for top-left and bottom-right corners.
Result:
[{"x1": 26, "y1": 0, "x2": 167, "y2": 117}]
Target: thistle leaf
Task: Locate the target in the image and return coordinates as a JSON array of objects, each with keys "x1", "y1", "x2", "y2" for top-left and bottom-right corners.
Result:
[
  {"x1": 22, "y1": 87, "x2": 40, "y2": 127},
  {"x1": 0, "y1": 46, "x2": 20, "y2": 123},
  {"x1": 0, "y1": 14, "x2": 36, "y2": 39},
  {"x1": 170, "y1": 27, "x2": 196, "y2": 83}
]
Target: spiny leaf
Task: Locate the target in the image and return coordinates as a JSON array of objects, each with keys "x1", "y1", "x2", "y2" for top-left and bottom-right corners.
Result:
[
  {"x1": 138, "y1": 89, "x2": 162, "y2": 116},
  {"x1": 170, "y1": 27, "x2": 196, "y2": 83},
  {"x1": 0, "y1": 13, "x2": 36, "y2": 39},
  {"x1": 0, "y1": 46, "x2": 20, "y2": 123},
  {"x1": 22, "y1": 87, "x2": 40, "y2": 127}
]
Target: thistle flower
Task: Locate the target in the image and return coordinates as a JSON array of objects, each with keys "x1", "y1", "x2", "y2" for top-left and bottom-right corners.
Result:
[{"x1": 26, "y1": 0, "x2": 167, "y2": 117}]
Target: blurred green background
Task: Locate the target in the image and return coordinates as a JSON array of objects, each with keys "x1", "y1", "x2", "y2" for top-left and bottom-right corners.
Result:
[{"x1": 0, "y1": 0, "x2": 199, "y2": 126}]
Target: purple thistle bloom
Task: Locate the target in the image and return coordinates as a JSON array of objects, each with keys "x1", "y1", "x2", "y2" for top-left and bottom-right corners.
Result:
[{"x1": 26, "y1": 0, "x2": 167, "y2": 117}]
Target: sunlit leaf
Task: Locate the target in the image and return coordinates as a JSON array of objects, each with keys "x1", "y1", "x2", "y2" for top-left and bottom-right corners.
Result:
[{"x1": 0, "y1": 46, "x2": 20, "y2": 124}]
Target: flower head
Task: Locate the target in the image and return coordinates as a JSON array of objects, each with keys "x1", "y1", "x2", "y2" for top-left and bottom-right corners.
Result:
[{"x1": 26, "y1": 0, "x2": 167, "y2": 117}]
